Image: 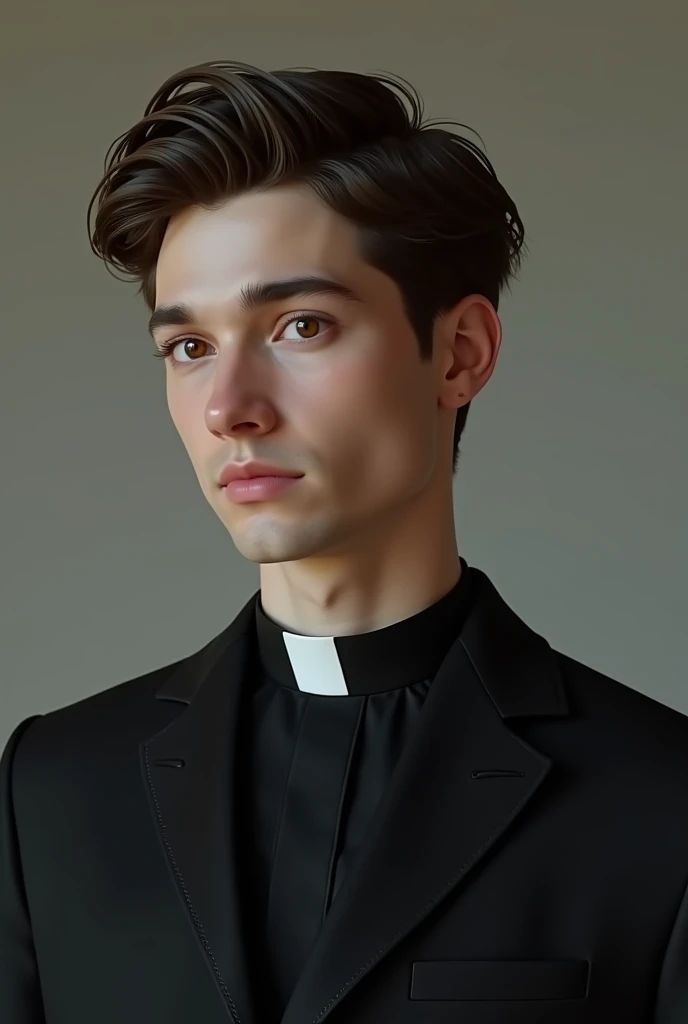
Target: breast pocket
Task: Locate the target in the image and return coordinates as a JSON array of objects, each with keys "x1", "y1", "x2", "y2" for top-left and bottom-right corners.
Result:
[{"x1": 409, "y1": 959, "x2": 590, "y2": 1001}]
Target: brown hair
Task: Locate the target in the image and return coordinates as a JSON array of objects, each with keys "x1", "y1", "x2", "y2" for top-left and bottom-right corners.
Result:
[{"x1": 87, "y1": 60, "x2": 526, "y2": 472}]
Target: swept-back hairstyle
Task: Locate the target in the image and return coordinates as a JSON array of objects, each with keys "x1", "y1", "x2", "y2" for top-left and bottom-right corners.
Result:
[{"x1": 87, "y1": 61, "x2": 526, "y2": 471}]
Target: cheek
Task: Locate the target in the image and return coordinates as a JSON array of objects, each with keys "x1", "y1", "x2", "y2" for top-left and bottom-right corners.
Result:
[
  {"x1": 297, "y1": 361, "x2": 432, "y2": 473},
  {"x1": 166, "y1": 385, "x2": 203, "y2": 456},
  {"x1": 296, "y1": 363, "x2": 381, "y2": 441},
  {"x1": 332, "y1": 352, "x2": 431, "y2": 437}
]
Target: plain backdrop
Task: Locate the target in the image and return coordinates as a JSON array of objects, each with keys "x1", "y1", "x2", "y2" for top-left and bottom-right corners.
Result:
[{"x1": 2, "y1": 0, "x2": 686, "y2": 752}]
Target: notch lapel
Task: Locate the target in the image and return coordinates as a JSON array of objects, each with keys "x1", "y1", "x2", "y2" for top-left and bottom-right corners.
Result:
[
  {"x1": 138, "y1": 569, "x2": 570, "y2": 1024},
  {"x1": 140, "y1": 592, "x2": 259, "y2": 1024},
  {"x1": 281, "y1": 569, "x2": 570, "y2": 1024}
]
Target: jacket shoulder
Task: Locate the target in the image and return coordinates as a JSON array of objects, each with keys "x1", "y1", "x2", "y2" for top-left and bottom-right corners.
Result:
[
  {"x1": 555, "y1": 648, "x2": 688, "y2": 751},
  {"x1": 6, "y1": 641, "x2": 209, "y2": 771},
  {"x1": 38, "y1": 656, "x2": 189, "y2": 726}
]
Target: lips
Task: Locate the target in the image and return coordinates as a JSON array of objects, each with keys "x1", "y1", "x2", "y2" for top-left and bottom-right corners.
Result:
[{"x1": 218, "y1": 462, "x2": 304, "y2": 487}]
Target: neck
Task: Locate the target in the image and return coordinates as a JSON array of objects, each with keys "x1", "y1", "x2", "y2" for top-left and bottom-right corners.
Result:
[{"x1": 258, "y1": 501, "x2": 462, "y2": 637}]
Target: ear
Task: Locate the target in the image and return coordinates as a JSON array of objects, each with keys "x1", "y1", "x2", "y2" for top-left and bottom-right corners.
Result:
[{"x1": 436, "y1": 294, "x2": 502, "y2": 411}]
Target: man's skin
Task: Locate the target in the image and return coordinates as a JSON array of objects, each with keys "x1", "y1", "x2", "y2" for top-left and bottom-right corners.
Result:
[{"x1": 150, "y1": 182, "x2": 502, "y2": 634}]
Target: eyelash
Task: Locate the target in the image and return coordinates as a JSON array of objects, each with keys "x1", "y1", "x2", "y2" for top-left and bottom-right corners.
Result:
[{"x1": 152, "y1": 313, "x2": 334, "y2": 364}]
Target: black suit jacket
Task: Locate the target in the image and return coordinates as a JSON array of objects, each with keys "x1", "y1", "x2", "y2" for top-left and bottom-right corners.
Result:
[{"x1": 2, "y1": 566, "x2": 688, "y2": 1023}]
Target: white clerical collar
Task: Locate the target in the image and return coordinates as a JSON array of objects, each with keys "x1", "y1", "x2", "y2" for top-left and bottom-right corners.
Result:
[
  {"x1": 254, "y1": 558, "x2": 475, "y2": 697},
  {"x1": 281, "y1": 632, "x2": 349, "y2": 695}
]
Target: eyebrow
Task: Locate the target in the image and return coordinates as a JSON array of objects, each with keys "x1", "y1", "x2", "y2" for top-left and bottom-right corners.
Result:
[{"x1": 147, "y1": 275, "x2": 364, "y2": 338}]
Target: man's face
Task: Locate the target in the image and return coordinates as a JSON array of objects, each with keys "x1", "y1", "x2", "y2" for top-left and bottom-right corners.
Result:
[{"x1": 152, "y1": 184, "x2": 455, "y2": 565}]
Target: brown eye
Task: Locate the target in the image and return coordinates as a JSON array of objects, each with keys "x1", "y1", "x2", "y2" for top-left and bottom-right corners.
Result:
[
  {"x1": 295, "y1": 318, "x2": 319, "y2": 338},
  {"x1": 279, "y1": 315, "x2": 331, "y2": 343},
  {"x1": 179, "y1": 339, "x2": 208, "y2": 360},
  {"x1": 155, "y1": 337, "x2": 211, "y2": 363},
  {"x1": 153, "y1": 336, "x2": 216, "y2": 367}
]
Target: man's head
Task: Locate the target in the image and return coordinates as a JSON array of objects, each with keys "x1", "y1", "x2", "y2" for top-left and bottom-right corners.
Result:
[{"x1": 88, "y1": 61, "x2": 524, "y2": 567}]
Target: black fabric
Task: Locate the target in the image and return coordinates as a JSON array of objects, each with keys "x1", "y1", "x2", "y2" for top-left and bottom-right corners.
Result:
[
  {"x1": 254, "y1": 556, "x2": 476, "y2": 695},
  {"x1": 5, "y1": 563, "x2": 688, "y2": 1023},
  {"x1": 239, "y1": 560, "x2": 477, "y2": 1021}
]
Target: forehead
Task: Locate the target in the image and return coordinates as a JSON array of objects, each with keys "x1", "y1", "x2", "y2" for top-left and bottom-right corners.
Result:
[{"x1": 155, "y1": 184, "x2": 367, "y2": 302}]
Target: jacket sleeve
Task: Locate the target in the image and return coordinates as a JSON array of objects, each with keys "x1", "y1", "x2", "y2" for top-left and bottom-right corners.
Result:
[
  {"x1": 654, "y1": 872, "x2": 688, "y2": 1023},
  {"x1": 0, "y1": 715, "x2": 46, "y2": 1023}
]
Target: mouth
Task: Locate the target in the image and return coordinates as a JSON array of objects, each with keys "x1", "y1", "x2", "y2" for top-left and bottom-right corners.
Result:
[{"x1": 221, "y1": 474, "x2": 303, "y2": 504}]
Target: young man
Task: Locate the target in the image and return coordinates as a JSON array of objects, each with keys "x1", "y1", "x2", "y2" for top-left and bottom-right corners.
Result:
[{"x1": 1, "y1": 60, "x2": 687, "y2": 1024}]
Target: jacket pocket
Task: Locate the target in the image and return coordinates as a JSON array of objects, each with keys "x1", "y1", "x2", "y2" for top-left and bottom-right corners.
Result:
[{"x1": 409, "y1": 959, "x2": 590, "y2": 1001}]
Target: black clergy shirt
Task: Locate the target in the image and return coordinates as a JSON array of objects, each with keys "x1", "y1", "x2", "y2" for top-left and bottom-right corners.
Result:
[{"x1": 235, "y1": 557, "x2": 478, "y2": 1023}]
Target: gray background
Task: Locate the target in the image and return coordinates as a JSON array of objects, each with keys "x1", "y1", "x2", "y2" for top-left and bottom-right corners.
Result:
[{"x1": 2, "y1": 0, "x2": 686, "y2": 752}]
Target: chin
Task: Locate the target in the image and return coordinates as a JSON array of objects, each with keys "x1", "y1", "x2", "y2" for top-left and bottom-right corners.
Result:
[
  {"x1": 228, "y1": 515, "x2": 345, "y2": 564},
  {"x1": 226, "y1": 528, "x2": 314, "y2": 565}
]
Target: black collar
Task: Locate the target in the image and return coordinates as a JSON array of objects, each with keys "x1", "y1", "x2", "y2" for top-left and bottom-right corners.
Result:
[{"x1": 253, "y1": 557, "x2": 477, "y2": 696}]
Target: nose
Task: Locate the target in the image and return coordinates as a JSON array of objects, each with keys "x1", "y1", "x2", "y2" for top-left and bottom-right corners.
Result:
[
  {"x1": 204, "y1": 356, "x2": 279, "y2": 439},
  {"x1": 205, "y1": 393, "x2": 279, "y2": 439}
]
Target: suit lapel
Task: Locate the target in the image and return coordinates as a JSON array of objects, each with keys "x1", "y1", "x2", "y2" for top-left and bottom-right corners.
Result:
[
  {"x1": 280, "y1": 568, "x2": 570, "y2": 1024},
  {"x1": 139, "y1": 568, "x2": 570, "y2": 1024},
  {"x1": 140, "y1": 592, "x2": 259, "y2": 1024}
]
